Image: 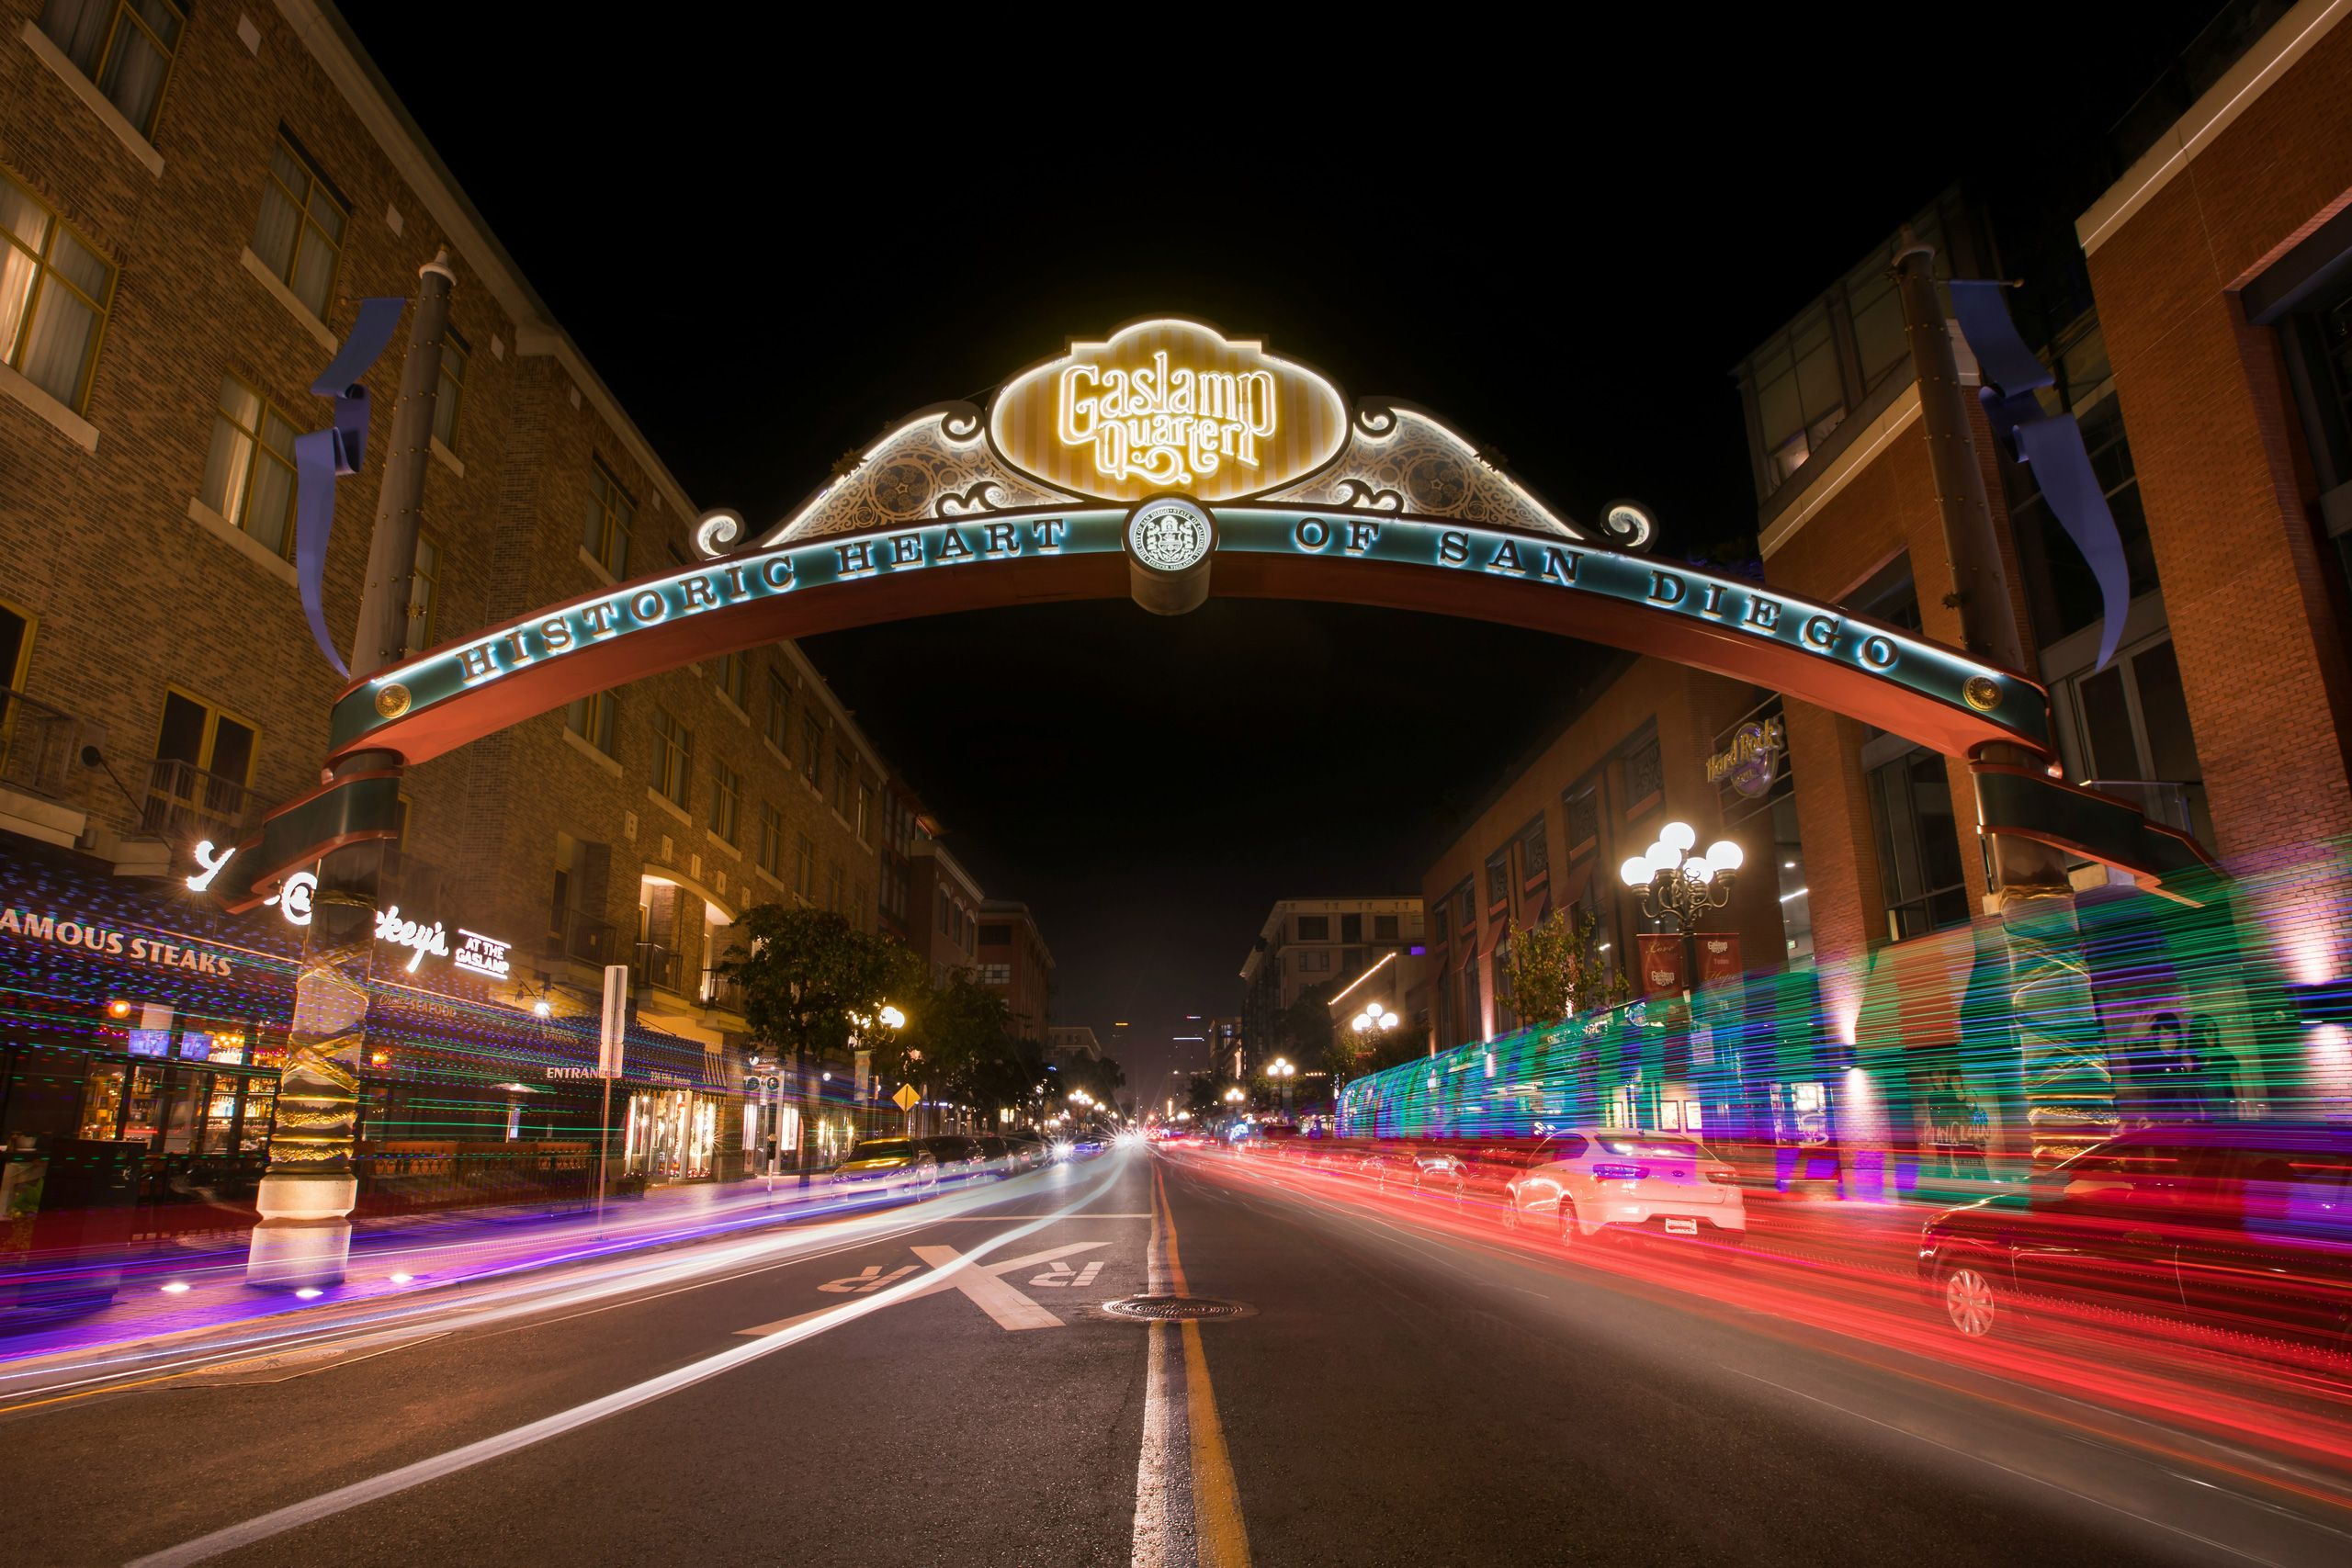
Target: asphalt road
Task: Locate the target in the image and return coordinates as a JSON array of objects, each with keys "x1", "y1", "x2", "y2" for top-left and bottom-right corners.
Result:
[{"x1": 2, "y1": 1145, "x2": 2347, "y2": 1567}]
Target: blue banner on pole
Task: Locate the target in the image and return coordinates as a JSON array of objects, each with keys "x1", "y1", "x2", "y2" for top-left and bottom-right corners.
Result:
[
  {"x1": 295, "y1": 296, "x2": 407, "y2": 678},
  {"x1": 1947, "y1": 278, "x2": 2132, "y2": 671}
]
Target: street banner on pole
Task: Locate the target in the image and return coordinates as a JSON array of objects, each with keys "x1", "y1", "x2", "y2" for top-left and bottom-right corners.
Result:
[
  {"x1": 599, "y1": 964, "x2": 628, "y2": 1078},
  {"x1": 1635, "y1": 933, "x2": 1687, "y2": 999},
  {"x1": 1695, "y1": 932, "x2": 1742, "y2": 987}
]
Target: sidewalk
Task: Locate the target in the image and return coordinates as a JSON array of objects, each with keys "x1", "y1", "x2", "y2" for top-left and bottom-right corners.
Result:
[{"x1": 0, "y1": 1170, "x2": 865, "y2": 1366}]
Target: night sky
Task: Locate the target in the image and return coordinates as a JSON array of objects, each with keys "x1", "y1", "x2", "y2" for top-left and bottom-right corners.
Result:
[{"x1": 352, "y1": 6, "x2": 2219, "y2": 1092}]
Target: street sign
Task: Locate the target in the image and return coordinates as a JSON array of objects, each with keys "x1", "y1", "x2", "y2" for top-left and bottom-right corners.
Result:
[{"x1": 892, "y1": 1084, "x2": 921, "y2": 1112}]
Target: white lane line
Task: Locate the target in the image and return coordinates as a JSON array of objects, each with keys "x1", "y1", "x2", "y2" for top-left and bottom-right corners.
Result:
[
  {"x1": 1723, "y1": 1367, "x2": 2290, "y2": 1568},
  {"x1": 127, "y1": 1165, "x2": 1127, "y2": 1568},
  {"x1": 1130, "y1": 1179, "x2": 1193, "y2": 1568}
]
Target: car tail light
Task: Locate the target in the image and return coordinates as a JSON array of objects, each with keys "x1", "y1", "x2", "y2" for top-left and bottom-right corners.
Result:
[
  {"x1": 1590, "y1": 1162, "x2": 1647, "y2": 1181},
  {"x1": 1704, "y1": 1166, "x2": 1738, "y2": 1185}
]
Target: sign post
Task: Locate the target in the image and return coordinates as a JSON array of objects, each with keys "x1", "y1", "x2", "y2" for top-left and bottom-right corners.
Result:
[
  {"x1": 596, "y1": 964, "x2": 628, "y2": 1230},
  {"x1": 893, "y1": 1081, "x2": 921, "y2": 1138}
]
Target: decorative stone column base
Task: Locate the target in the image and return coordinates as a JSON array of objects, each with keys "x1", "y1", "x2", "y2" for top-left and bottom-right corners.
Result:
[{"x1": 246, "y1": 1172, "x2": 358, "y2": 1287}]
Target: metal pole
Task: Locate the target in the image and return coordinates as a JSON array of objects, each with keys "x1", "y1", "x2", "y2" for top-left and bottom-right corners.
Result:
[
  {"x1": 596, "y1": 1071, "x2": 612, "y2": 1232},
  {"x1": 1894, "y1": 235, "x2": 2102, "y2": 1170},
  {"x1": 247, "y1": 254, "x2": 455, "y2": 1289}
]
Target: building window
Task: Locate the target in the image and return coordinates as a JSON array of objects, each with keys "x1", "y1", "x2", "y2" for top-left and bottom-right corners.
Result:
[
  {"x1": 979, "y1": 923, "x2": 1012, "y2": 945},
  {"x1": 1337, "y1": 912, "x2": 1361, "y2": 943},
  {"x1": 580, "y1": 458, "x2": 633, "y2": 578},
  {"x1": 1564, "y1": 784, "x2": 1600, "y2": 858},
  {"x1": 198, "y1": 374, "x2": 299, "y2": 557},
  {"x1": 1295, "y1": 914, "x2": 1329, "y2": 942},
  {"x1": 1867, "y1": 747, "x2": 1970, "y2": 941},
  {"x1": 251, "y1": 135, "x2": 345, "y2": 320},
  {"x1": 566, "y1": 688, "x2": 616, "y2": 756},
  {"x1": 1374, "y1": 913, "x2": 1399, "y2": 942},
  {"x1": 832, "y1": 751, "x2": 853, "y2": 818},
  {"x1": 39, "y1": 1, "x2": 185, "y2": 140},
  {"x1": 1519, "y1": 815, "x2": 1550, "y2": 892},
  {"x1": 715, "y1": 649, "x2": 746, "y2": 709},
  {"x1": 764, "y1": 671, "x2": 791, "y2": 753},
  {"x1": 855, "y1": 781, "x2": 872, "y2": 844},
  {"x1": 1, "y1": 171, "x2": 115, "y2": 414},
  {"x1": 432, "y1": 327, "x2": 467, "y2": 452},
  {"x1": 1299, "y1": 951, "x2": 1331, "y2": 973},
  {"x1": 1747, "y1": 304, "x2": 1846, "y2": 491},
  {"x1": 794, "y1": 832, "x2": 815, "y2": 900},
  {"x1": 1486, "y1": 845, "x2": 1510, "y2": 908},
  {"x1": 1622, "y1": 737, "x2": 1663, "y2": 816},
  {"x1": 800, "y1": 715, "x2": 822, "y2": 788},
  {"x1": 978, "y1": 963, "x2": 1011, "y2": 987},
  {"x1": 758, "y1": 803, "x2": 783, "y2": 876},
  {"x1": 2052, "y1": 633, "x2": 2211, "y2": 844},
  {"x1": 826, "y1": 862, "x2": 844, "y2": 913},
  {"x1": 651, "y1": 707, "x2": 691, "y2": 807},
  {"x1": 404, "y1": 534, "x2": 441, "y2": 654},
  {"x1": 709, "y1": 761, "x2": 740, "y2": 845},
  {"x1": 147, "y1": 689, "x2": 255, "y2": 835}
]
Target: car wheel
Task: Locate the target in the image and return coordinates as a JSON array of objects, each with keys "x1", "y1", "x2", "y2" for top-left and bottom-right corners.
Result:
[
  {"x1": 1501, "y1": 1190, "x2": 1523, "y2": 1230},
  {"x1": 1938, "y1": 1255, "x2": 2003, "y2": 1338},
  {"x1": 1555, "y1": 1196, "x2": 1578, "y2": 1247}
]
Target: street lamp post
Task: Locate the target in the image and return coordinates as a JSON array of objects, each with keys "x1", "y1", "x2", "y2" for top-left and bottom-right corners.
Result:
[
  {"x1": 1617, "y1": 820, "x2": 1741, "y2": 1125},
  {"x1": 1269, "y1": 1056, "x2": 1296, "y2": 1122}
]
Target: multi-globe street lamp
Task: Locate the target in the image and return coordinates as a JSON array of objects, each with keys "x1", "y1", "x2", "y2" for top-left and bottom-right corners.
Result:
[
  {"x1": 1268, "y1": 1056, "x2": 1297, "y2": 1120},
  {"x1": 1617, "y1": 819, "x2": 1743, "y2": 1008}
]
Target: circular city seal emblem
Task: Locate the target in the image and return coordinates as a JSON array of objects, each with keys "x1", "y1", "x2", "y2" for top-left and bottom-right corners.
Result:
[
  {"x1": 374, "y1": 682, "x2": 413, "y2": 719},
  {"x1": 1962, "y1": 674, "x2": 2002, "y2": 713},
  {"x1": 1125, "y1": 496, "x2": 1216, "y2": 575}
]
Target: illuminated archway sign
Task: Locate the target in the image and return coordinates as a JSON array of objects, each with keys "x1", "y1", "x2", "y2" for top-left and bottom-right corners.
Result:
[{"x1": 198, "y1": 317, "x2": 2208, "y2": 912}]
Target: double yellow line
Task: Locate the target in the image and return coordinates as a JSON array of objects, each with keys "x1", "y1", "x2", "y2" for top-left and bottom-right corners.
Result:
[{"x1": 1151, "y1": 1161, "x2": 1251, "y2": 1568}]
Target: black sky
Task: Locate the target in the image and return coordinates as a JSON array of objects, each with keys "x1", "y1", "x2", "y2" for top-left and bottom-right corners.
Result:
[{"x1": 350, "y1": 6, "x2": 2222, "y2": 1092}]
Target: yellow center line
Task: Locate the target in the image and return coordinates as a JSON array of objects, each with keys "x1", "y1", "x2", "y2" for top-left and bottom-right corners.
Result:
[{"x1": 1154, "y1": 1162, "x2": 1252, "y2": 1568}]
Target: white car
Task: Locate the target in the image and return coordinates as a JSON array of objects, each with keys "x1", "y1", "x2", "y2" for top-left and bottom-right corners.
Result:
[{"x1": 1503, "y1": 1127, "x2": 1746, "y2": 1245}]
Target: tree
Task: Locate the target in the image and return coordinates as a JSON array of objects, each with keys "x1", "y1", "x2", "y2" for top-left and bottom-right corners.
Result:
[
  {"x1": 883, "y1": 972, "x2": 1035, "y2": 1124},
  {"x1": 1499, "y1": 906, "x2": 1627, "y2": 1028},
  {"x1": 718, "y1": 905, "x2": 924, "y2": 1066}
]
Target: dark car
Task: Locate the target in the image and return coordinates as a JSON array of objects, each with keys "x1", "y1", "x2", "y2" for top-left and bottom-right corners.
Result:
[
  {"x1": 922, "y1": 1135, "x2": 992, "y2": 1183},
  {"x1": 1919, "y1": 1125, "x2": 2352, "y2": 1352},
  {"x1": 976, "y1": 1134, "x2": 1016, "y2": 1177}
]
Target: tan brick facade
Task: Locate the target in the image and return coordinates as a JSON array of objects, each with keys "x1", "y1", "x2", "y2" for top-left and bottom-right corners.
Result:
[{"x1": 0, "y1": 0, "x2": 891, "y2": 1070}]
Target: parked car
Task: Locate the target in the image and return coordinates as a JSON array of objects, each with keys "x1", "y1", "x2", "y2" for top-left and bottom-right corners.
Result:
[
  {"x1": 1359, "y1": 1145, "x2": 1471, "y2": 1202},
  {"x1": 833, "y1": 1137, "x2": 937, "y2": 1195},
  {"x1": 976, "y1": 1134, "x2": 1017, "y2": 1177},
  {"x1": 1501, "y1": 1128, "x2": 1746, "y2": 1245},
  {"x1": 1919, "y1": 1125, "x2": 2352, "y2": 1351},
  {"x1": 922, "y1": 1135, "x2": 993, "y2": 1183}
]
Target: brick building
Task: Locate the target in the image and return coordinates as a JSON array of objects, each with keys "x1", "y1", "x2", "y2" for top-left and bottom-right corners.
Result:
[
  {"x1": 0, "y1": 0, "x2": 901, "y2": 1185},
  {"x1": 1397, "y1": 0, "x2": 2352, "y2": 1152},
  {"x1": 1239, "y1": 897, "x2": 1424, "y2": 1066},
  {"x1": 976, "y1": 899, "x2": 1054, "y2": 1042},
  {"x1": 907, "y1": 833, "x2": 984, "y2": 987}
]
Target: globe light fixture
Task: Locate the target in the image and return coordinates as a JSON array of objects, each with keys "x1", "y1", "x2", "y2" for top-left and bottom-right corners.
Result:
[
  {"x1": 877, "y1": 1004, "x2": 907, "y2": 1031},
  {"x1": 1619, "y1": 819, "x2": 1742, "y2": 931}
]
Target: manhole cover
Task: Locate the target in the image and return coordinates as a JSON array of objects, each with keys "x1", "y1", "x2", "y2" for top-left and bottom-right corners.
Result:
[{"x1": 1098, "y1": 1294, "x2": 1255, "y2": 1322}]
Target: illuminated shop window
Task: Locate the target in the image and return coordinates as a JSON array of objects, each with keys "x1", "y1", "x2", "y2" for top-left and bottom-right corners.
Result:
[
  {"x1": 251, "y1": 134, "x2": 345, "y2": 320},
  {"x1": 39, "y1": 0, "x2": 186, "y2": 137},
  {"x1": 404, "y1": 533, "x2": 441, "y2": 654},
  {"x1": 0, "y1": 171, "x2": 115, "y2": 412},
  {"x1": 432, "y1": 326, "x2": 468, "y2": 451},
  {"x1": 652, "y1": 707, "x2": 692, "y2": 807},
  {"x1": 199, "y1": 373, "x2": 299, "y2": 556},
  {"x1": 709, "y1": 761, "x2": 740, "y2": 845},
  {"x1": 758, "y1": 802, "x2": 783, "y2": 876},
  {"x1": 764, "y1": 671, "x2": 791, "y2": 752},
  {"x1": 580, "y1": 457, "x2": 633, "y2": 577}
]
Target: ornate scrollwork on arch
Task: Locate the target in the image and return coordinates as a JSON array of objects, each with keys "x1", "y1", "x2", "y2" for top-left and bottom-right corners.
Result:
[
  {"x1": 1268, "y1": 401, "x2": 1609, "y2": 545},
  {"x1": 716, "y1": 401, "x2": 1069, "y2": 556}
]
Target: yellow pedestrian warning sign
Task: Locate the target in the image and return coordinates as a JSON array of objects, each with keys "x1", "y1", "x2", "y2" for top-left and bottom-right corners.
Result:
[{"x1": 892, "y1": 1084, "x2": 921, "y2": 1111}]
